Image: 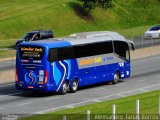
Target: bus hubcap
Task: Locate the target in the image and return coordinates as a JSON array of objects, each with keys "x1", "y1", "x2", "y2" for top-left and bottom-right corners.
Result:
[
  {"x1": 72, "y1": 81, "x2": 77, "y2": 91},
  {"x1": 63, "y1": 83, "x2": 68, "y2": 93},
  {"x1": 114, "y1": 73, "x2": 119, "y2": 82}
]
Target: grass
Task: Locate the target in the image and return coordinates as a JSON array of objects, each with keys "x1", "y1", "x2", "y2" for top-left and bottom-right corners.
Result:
[
  {"x1": 21, "y1": 90, "x2": 160, "y2": 120},
  {"x1": 0, "y1": 0, "x2": 160, "y2": 49},
  {"x1": 0, "y1": 50, "x2": 16, "y2": 58}
]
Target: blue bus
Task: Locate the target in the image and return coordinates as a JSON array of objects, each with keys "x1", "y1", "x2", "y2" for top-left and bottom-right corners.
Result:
[{"x1": 16, "y1": 31, "x2": 135, "y2": 94}]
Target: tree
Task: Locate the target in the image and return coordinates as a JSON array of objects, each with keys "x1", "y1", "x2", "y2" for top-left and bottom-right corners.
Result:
[{"x1": 78, "y1": 0, "x2": 112, "y2": 13}]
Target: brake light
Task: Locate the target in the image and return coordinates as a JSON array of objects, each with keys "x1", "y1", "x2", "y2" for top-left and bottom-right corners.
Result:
[
  {"x1": 15, "y1": 69, "x2": 18, "y2": 82},
  {"x1": 44, "y1": 69, "x2": 48, "y2": 84}
]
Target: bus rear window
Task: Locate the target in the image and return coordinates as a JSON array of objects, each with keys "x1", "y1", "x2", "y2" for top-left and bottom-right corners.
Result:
[{"x1": 19, "y1": 46, "x2": 44, "y2": 60}]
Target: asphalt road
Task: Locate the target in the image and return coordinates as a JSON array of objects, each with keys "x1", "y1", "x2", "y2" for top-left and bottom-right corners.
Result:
[
  {"x1": 0, "y1": 55, "x2": 160, "y2": 114},
  {"x1": 0, "y1": 37, "x2": 160, "y2": 71}
]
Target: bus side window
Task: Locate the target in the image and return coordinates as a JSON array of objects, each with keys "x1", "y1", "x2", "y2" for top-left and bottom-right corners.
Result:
[
  {"x1": 48, "y1": 48, "x2": 58, "y2": 62},
  {"x1": 73, "y1": 41, "x2": 113, "y2": 58},
  {"x1": 58, "y1": 47, "x2": 74, "y2": 60},
  {"x1": 126, "y1": 50, "x2": 129, "y2": 61}
]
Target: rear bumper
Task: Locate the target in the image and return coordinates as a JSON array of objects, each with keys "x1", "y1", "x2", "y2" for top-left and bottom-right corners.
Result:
[{"x1": 15, "y1": 83, "x2": 55, "y2": 92}]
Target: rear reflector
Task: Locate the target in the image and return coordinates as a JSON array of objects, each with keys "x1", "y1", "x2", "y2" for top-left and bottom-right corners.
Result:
[
  {"x1": 44, "y1": 69, "x2": 48, "y2": 84},
  {"x1": 15, "y1": 69, "x2": 18, "y2": 82},
  {"x1": 28, "y1": 86, "x2": 33, "y2": 89}
]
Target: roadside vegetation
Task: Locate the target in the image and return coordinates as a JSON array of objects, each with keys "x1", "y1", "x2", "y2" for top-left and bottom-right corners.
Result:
[
  {"x1": 0, "y1": 0, "x2": 160, "y2": 49},
  {"x1": 21, "y1": 90, "x2": 160, "y2": 120}
]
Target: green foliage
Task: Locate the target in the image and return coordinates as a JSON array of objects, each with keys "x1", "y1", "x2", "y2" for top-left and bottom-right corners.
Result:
[{"x1": 78, "y1": 0, "x2": 112, "y2": 12}]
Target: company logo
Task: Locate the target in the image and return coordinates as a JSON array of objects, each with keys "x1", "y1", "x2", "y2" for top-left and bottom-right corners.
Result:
[{"x1": 25, "y1": 70, "x2": 37, "y2": 84}]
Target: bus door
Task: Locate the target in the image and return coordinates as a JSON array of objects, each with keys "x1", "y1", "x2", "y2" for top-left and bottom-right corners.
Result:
[{"x1": 124, "y1": 49, "x2": 130, "y2": 77}]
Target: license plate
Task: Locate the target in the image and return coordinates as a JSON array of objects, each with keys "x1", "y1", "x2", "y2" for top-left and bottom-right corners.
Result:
[{"x1": 28, "y1": 86, "x2": 33, "y2": 89}]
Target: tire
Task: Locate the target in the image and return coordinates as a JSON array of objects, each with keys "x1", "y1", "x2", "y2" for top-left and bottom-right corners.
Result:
[
  {"x1": 70, "y1": 80, "x2": 78, "y2": 93},
  {"x1": 112, "y1": 72, "x2": 119, "y2": 84},
  {"x1": 61, "y1": 81, "x2": 69, "y2": 95}
]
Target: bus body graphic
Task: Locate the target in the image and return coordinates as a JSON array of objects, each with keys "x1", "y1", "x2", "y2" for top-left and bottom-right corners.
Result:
[
  {"x1": 15, "y1": 31, "x2": 135, "y2": 93},
  {"x1": 24, "y1": 70, "x2": 37, "y2": 84}
]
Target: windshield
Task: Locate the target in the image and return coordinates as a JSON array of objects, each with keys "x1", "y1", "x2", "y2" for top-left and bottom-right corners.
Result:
[
  {"x1": 23, "y1": 33, "x2": 35, "y2": 40},
  {"x1": 19, "y1": 46, "x2": 45, "y2": 60},
  {"x1": 149, "y1": 26, "x2": 160, "y2": 31}
]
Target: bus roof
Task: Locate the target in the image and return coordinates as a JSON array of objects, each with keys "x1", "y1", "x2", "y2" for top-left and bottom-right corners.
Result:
[
  {"x1": 64, "y1": 31, "x2": 127, "y2": 45},
  {"x1": 20, "y1": 31, "x2": 131, "y2": 48},
  {"x1": 20, "y1": 39, "x2": 71, "y2": 48}
]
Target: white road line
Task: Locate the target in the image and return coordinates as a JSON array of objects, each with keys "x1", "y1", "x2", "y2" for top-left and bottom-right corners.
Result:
[
  {"x1": 34, "y1": 100, "x2": 93, "y2": 114},
  {"x1": 17, "y1": 102, "x2": 33, "y2": 106},
  {"x1": 66, "y1": 105, "x2": 74, "y2": 108},
  {"x1": 92, "y1": 99, "x2": 101, "y2": 103},
  {"x1": 0, "y1": 92, "x2": 23, "y2": 98},
  {"x1": 116, "y1": 94, "x2": 126, "y2": 97},
  {"x1": 34, "y1": 83, "x2": 160, "y2": 114},
  {"x1": 45, "y1": 97, "x2": 60, "y2": 101},
  {"x1": 69, "y1": 92, "x2": 84, "y2": 96},
  {"x1": 93, "y1": 87, "x2": 106, "y2": 91},
  {"x1": 99, "y1": 83, "x2": 160, "y2": 100},
  {"x1": 135, "y1": 79, "x2": 147, "y2": 82},
  {"x1": 115, "y1": 83, "x2": 126, "y2": 87},
  {"x1": 140, "y1": 89, "x2": 149, "y2": 92},
  {"x1": 0, "y1": 108, "x2": 4, "y2": 110},
  {"x1": 0, "y1": 83, "x2": 14, "y2": 88}
]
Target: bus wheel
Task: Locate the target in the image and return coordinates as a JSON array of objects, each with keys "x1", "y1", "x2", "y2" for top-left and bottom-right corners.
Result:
[
  {"x1": 61, "y1": 81, "x2": 69, "y2": 95},
  {"x1": 70, "y1": 80, "x2": 78, "y2": 93},
  {"x1": 113, "y1": 72, "x2": 119, "y2": 84}
]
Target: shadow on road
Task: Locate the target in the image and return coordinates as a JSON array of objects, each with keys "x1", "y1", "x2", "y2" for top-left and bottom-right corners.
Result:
[{"x1": 0, "y1": 80, "x2": 125, "y2": 98}]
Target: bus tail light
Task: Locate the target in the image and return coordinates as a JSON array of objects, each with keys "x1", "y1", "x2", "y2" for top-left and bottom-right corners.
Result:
[
  {"x1": 15, "y1": 68, "x2": 18, "y2": 82},
  {"x1": 44, "y1": 69, "x2": 48, "y2": 84}
]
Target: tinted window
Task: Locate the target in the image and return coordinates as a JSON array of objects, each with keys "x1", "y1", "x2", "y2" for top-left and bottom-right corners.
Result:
[
  {"x1": 23, "y1": 33, "x2": 35, "y2": 40},
  {"x1": 19, "y1": 46, "x2": 44, "y2": 60},
  {"x1": 48, "y1": 41, "x2": 113, "y2": 62},
  {"x1": 48, "y1": 47, "x2": 74, "y2": 62},
  {"x1": 149, "y1": 26, "x2": 160, "y2": 31},
  {"x1": 48, "y1": 48, "x2": 58, "y2": 62},
  {"x1": 58, "y1": 47, "x2": 74, "y2": 60},
  {"x1": 73, "y1": 41, "x2": 113, "y2": 58},
  {"x1": 114, "y1": 41, "x2": 129, "y2": 60}
]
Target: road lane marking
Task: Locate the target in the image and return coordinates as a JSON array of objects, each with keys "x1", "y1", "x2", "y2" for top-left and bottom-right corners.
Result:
[
  {"x1": 34, "y1": 83, "x2": 160, "y2": 114},
  {"x1": 116, "y1": 94, "x2": 126, "y2": 97},
  {"x1": 135, "y1": 79, "x2": 147, "y2": 82},
  {"x1": 140, "y1": 89, "x2": 149, "y2": 92},
  {"x1": 45, "y1": 97, "x2": 60, "y2": 101},
  {"x1": 17, "y1": 102, "x2": 33, "y2": 106},
  {"x1": 34, "y1": 100, "x2": 93, "y2": 114},
  {"x1": 115, "y1": 83, "x2": 126, "y2": 87},
  {"x1": 0, "y1": 83, "x2": 14, "y2": 88},
  {"x1": 66, "y1": 105, "x2": 74, "y2": 108},
  {"x1": 0, "y1": 108, "x2": 4, "y2": 110},
  {"x1": 93, "y1": 87, "x2": 106, "y2": 91},
  {"x1": 69, "y1": 92, "x2": 84, "y2": 96},
  {"x1": 0, "y1": 92, "x2": 23, "y2": 98},
  {"x1": 92, "y1": 99, "x2": 101, "y2": 103}
]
